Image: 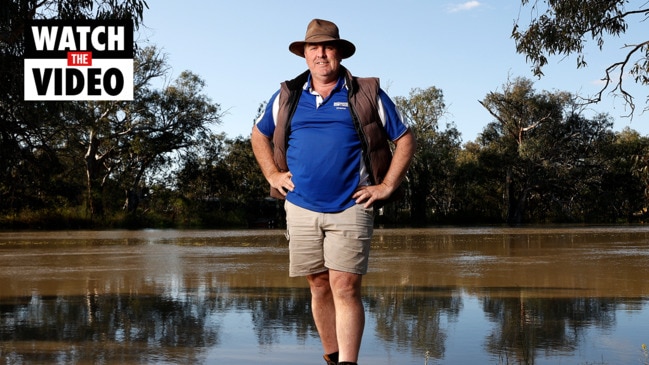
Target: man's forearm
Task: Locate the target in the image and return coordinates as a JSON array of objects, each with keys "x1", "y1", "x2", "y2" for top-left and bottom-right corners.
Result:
[
  {"x1": 382, "y1": 129, "x2": 416, "y2": 192},
  {"x1": 251, "y1": 126, "x2": 279, "y2": 182}
]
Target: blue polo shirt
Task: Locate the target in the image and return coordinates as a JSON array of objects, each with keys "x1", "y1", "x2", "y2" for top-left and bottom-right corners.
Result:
[{"x1": 256, "y1": 74, "x2": 408, "y2": 213}]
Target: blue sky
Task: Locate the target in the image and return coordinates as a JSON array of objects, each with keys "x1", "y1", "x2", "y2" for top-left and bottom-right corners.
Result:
[{"x1": 140, "y1": 0, "x2": 649, "y2": 142}]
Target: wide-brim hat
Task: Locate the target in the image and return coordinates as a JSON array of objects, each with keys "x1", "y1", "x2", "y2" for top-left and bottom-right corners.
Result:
[{"x1": 289, "y1": 19, "x2": 356, "y2": 59}]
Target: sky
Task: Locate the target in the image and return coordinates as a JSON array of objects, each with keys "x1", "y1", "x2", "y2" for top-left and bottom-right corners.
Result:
[{"x1": 139, "y1": 0, "x2": 649, "y2": 143}]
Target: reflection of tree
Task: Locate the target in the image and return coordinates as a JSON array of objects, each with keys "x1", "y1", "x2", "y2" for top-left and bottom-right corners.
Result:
[
  {"x1": 365, "y1": 285, "x2": 462, "y2": 360},
  {"x1": 0, "y1": 286, "x2": 320, "y2": 363},
  {"x1": 0, "y1": 291, "x2": 221, "y2": 363},
  {"x1": 481, "y1": 293, "x2": 618, "y2": 365},
  {"x1": 243, "y1": 287, "x2": 315, "y2": 347},
  {"x1": 0, "y1": 285, "x2": 634, "y2": 364}
]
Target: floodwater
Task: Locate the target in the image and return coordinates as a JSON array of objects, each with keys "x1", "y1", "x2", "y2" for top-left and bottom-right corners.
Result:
[{"x1": 1, "y1": 227, "x2": 648, "y2": 365}]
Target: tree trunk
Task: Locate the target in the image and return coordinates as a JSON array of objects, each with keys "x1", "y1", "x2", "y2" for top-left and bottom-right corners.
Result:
[
  {"x1": 123, "y1": 163, "x2": 149, "y2": 214},
  {"x1": 410, "y1": 180, "x2": 428, "y2": 225},
  {"x1": 506, "y1": 170, "x2": 527, "y2": 226},
  {"x1": 124, "y1": 189, "x2": 140, "y2": 213},
  {"x1": 84, "y1": 130, "x2": 104, "y2": 219}
]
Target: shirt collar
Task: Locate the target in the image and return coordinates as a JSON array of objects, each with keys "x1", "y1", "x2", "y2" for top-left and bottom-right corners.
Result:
[{"x1": 304, "y1": 73, "x2": 348, "y2": 93}]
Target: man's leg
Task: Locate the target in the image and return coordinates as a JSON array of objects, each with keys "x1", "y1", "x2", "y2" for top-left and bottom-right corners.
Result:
[
  {"x1": 317, "y1": 203, "x2": 372, "y2": 363},
  {"x1": 308, "y1": 269, "x2": 364, "y2": 364},
  {"x1": 329, "y1": 269, "x2": 364, "y2": 363},
  {"x1": 307, "y1": 271, "x2": 339, "y2": 355}
]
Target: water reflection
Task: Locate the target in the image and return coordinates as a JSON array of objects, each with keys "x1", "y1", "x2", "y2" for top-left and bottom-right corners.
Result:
[{"x1": 1, "y1": 227, "x2": 648, "y2": 364}]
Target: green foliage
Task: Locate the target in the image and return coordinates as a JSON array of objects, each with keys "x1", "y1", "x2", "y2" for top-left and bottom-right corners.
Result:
[
  {"x1": 2, "y1": 1, "x2": 649, "y2": 229},
  {"x1": 473, "y1": 77, "x2": 649, "y2": 224},
  {"x1": 395, "y1": 87, "x2": 462, "y2": 225},
  {"x1": 9, "y1": 71, "x2": 648, "y2": 228},
  {"x1": 513, "y1": 0, "x2": 649, "y2": 116},
  {"x1": 1, "y1": 0, "x2": 146, "y2": 221},
  {"x1": 174, "y1": 133, "x2": 274, "y2": 228},
  {"x1": 513, "y1": 1, "x2": 629, "y2": 74}
]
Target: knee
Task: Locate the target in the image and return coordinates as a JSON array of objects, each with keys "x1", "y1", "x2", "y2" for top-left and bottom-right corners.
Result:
[
  {"x1": 330, "y1": 273, "x2": 362, "y2": 300},
  {"x1": 307, "y1": 272, "x2": 332, "y2": 298}
]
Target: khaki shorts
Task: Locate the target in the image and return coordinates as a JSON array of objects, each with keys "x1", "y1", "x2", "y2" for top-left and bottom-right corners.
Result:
[{"x1": 285, "y1": 200, "x2": 374, "y2": 277}]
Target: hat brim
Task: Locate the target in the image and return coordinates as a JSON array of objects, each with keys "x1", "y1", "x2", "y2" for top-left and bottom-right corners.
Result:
[{"x1": 289, "y1": 39, "x2": 356, "y2": 59}]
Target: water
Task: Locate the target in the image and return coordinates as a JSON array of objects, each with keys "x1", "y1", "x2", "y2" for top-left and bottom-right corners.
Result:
[{"x1": 1, "y1": 227, "x2": 648, "y2": 364}]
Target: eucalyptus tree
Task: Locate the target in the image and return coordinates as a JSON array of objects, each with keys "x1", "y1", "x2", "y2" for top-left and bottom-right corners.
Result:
[
  {"x1": 173, "y1": 132, "x2": 269, "y2": 227},
  {"x1": 394, "y1": 86, "x2": 461, "y2": 224},
  {"x1": 513, "y1": 1, "x2": 649, "y2": 213},
  {"x1": 118, "y1": 65, "x2": 221, "y2": 214},
  {"x1": 479, "y1": 78, "x2": 564, "y2": 223},
  {"x1": 522, "y1": 112, "x2": 615, "y2": 221},
  {"x1": 77, "y1": 46, "x2": 168, "y2": 218},
  {"x1": 453, "y1": 139, "x2": 510, "y2": 223},
  {"x1": 602, "y1": 128, "x2": 649, "y2": 221},
  {"x1": 0, "y1": 0, "x2": 148, "y2": 217},
  {"x1": 513, "y1": 0, "x2": 649, "y2": 116},
  {"x1": 478, "y1": 77, "x2": 628, "y2": 223}
]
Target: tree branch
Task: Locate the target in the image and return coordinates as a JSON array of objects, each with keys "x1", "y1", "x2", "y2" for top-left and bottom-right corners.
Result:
[{"x1": 585, "y1": 40, "x2": 649, "y2": 118}]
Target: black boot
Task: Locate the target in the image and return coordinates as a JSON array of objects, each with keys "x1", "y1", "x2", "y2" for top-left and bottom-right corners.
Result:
[
  {"x1": 323, "y1": 352, "x2": 339, "y2": 365},
  {"x1": 338, "y1": 362, "x2": 358, "y2": 365}
]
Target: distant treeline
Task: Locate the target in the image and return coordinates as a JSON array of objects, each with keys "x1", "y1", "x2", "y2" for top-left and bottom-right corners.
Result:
[
  {"x1": 3, "y1": 78, "x2": 649, "y2": 230},
  {"x1": 3, "y1": 1, "x2": 649, "y2": 229}
]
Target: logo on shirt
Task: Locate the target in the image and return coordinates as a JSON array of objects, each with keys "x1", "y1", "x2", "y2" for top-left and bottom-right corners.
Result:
[{"x1": 333, "y1": 101, "x2": 348, "y2": 110}]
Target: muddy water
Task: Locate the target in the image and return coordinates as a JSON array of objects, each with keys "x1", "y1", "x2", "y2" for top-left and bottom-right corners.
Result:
[{"x1": 1, "y1": 227, "x2": 648, "y2": 365}]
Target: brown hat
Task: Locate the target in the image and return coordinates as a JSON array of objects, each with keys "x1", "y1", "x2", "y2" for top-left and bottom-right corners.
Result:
[{"x1": 289, "y1": 19, "x2": 356, "y2": 59}]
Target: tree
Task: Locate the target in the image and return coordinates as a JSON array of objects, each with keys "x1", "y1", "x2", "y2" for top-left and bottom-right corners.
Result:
[
  {"x1": 0, "y1": 0, "x2": 148, "y2": 218},
  {"x1": 395, "y1": 87, "x2": 461, "y2": 224},
  {"x1": 594, "y1": 127, "x2": 649, "y2": 221},
  {"x1": 479, "y1": 78, "x2": 567, "y2": 224},
  {"x1": 58, "y1": 46, "x2": 217, "y2": 219},
  {"x1": 78, "y1": 46, "x2": 169, "y2": 218},
  {"x1": 118, "y1": 67, "x2": 221, "y2": 214},
  {"x1": 512, "y1": 1, "x2": 649, "y2": 116},
  {"x1": 477, "y1": 77, "x2": 637, "y2": 223},
  {"x1": 453, "y1": 140, "x2": 510, "y2": 224},
  {"x1": 523, "y1": 112, "x2": 616, "y2": 222},
  {"x1": 177, "y1": 133, "x2": 270, "y2": 227},
  {"x1": 1, "y1": 1, "x2": 223, "y2": 225}
]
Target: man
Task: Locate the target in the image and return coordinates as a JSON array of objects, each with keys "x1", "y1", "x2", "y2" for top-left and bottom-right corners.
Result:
[{"x1": 251, "y1": 19, "x2": 415, "y2": 365}]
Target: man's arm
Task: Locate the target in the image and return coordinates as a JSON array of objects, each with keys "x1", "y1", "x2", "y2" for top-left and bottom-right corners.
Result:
[
  {"x1": 353, "y1": 128, "x2": 416, "y2": 208},
  {"x1": 251, "y1": 125, "x2": 294, "y2": 196}
]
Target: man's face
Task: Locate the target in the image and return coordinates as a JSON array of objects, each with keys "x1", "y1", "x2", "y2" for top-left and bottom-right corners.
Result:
[{"x1": 304, "y1": 42, "x2": 341, "y2": 81}]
